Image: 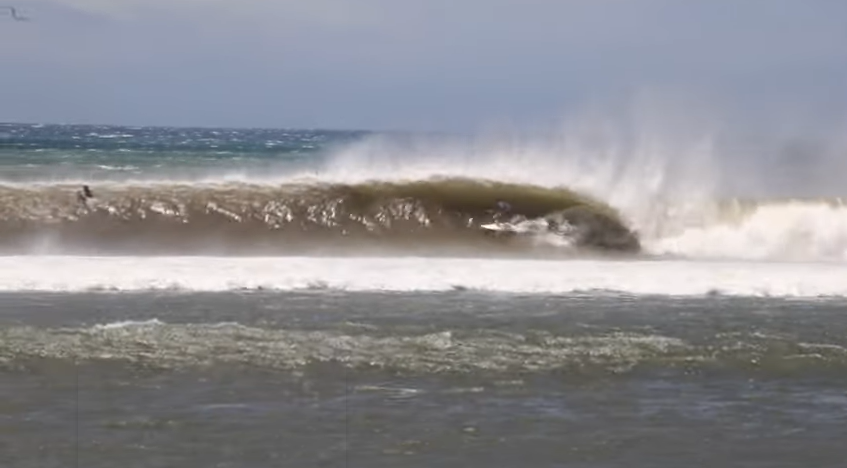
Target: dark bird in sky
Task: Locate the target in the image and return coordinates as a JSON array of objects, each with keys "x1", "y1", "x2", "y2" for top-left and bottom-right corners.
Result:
[{"x1": 1, "y1": 6, "x2": 29, "y2": 21}]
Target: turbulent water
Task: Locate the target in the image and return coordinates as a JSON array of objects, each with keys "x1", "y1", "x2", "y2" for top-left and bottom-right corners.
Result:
[{"x1": 2, "y1": 122, "x2": 847, "y2": 467}]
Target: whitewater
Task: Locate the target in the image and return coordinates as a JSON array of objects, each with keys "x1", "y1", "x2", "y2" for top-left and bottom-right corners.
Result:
[
  {"x1": 2, "y1": 120, "x2": 846, "y2": 297},
  {"x1": 2, "y1": 256, "x2": 846, "y2": 297}
]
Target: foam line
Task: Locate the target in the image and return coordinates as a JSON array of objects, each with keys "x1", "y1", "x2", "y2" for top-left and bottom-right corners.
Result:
[{"x1": 0, "y1": 256, "x2": 845, "y2": 297}]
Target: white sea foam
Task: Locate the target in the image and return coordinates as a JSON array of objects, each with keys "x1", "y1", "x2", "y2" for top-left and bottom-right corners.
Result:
[
  {"x1": 92, "y1": 319, "x2": 163, "y2": 330},
  {"x1": 0, "y1": 256, "x2": 845, "y2": 298},
  {"x1": 646, "y1": 201, "x2": 847, "y2": 262}
]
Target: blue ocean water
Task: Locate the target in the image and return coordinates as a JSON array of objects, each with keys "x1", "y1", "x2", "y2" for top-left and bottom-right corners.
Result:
[{"x1": 0, "y1": 122, "x2": 369, "y2": 181}]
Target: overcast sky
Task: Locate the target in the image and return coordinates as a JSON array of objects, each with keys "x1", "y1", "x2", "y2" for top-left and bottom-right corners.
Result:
[{"x1": 1, "y1": 0, "x2": 845, "y2": 131}]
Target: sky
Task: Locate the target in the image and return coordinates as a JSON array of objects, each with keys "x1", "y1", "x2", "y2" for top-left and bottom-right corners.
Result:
[{"x1": 1, "y1": 0, "x2": 846, "y2": 131}]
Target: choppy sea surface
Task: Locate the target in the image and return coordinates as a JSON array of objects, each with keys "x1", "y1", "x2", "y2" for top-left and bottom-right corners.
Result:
[{"x1": 2, "y1": 122, "x2": 846, "y2": 467}]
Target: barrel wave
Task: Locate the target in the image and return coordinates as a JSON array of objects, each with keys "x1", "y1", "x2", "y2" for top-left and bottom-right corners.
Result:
[
  {"x1": 0, "y1": 178, "x2": 640, "y2": 256},
  {"x1": 4, "y1": 122, "x2": 847, "y2": 263}
]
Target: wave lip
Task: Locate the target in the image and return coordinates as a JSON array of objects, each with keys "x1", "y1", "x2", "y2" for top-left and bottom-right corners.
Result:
[
  {"x1": 0, "y1": 177, "x2": 639, "y2": 256},
  {"x1": 0, "y1": 256, "x2": 845, "y2": 297}
]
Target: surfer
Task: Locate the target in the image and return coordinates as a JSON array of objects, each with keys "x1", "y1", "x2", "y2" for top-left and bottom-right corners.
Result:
[
  {"x1": 494, "y1": 200, "x2": 529, "y2": 224},
  {"x1": 76, "y1": 185, "x2": 93, "y2": 207},
  {"x1": 490, "y1": 200, "x2": 511, "y2": 221}
]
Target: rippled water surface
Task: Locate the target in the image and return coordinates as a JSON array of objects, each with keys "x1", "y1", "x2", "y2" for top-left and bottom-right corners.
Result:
[{"x1": 3, "y1": 291, "x2": 847, "y2": 467}]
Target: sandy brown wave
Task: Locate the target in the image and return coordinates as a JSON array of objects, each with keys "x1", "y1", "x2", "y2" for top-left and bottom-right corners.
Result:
[{"x1": 0, "y1": 178, "x2": 640, "y2": 255}]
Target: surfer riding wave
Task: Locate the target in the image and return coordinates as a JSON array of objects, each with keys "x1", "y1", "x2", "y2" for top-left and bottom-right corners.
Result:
[{"x1": 0, "y1": 178, "x2": 641, "y2": 255}]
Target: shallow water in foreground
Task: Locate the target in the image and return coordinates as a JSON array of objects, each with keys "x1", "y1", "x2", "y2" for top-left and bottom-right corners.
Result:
[{"x1": 2, "y1": 291, "x2": 847, "y2": 467}]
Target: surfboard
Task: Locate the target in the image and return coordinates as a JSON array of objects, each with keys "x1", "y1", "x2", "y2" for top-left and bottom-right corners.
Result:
[
  {"x1": 480, "y1": 222, "x2": 517, "y2": 232},
  {"x1": 481, "y1": 219, "x2": 563, "y2": 236},
  {"x1": 480, "y1": 223, "x2": 529, "y2": 239}
]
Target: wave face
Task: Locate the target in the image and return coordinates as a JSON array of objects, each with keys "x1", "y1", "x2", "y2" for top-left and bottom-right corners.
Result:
[
  {"x1": 0, "y1": 179, "x2": 638, "y2": 255},
  {"x1": 3, "y1": 118, "x2": 847, "y2": 262}
]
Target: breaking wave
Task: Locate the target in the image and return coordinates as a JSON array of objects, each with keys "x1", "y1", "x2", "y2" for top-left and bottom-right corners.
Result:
[
  {"x1": 2, "y1": 178, "x2": 847, "y2": 261},
  {"x1": 4, "y1": 112, "x2": 847, "y2": 262},
  {"x1": 0, "y1": 178, "x2": 638, "y2": 256},
  {"x1": 644, "y1": 198, "x2": 847, "y2": 262}
]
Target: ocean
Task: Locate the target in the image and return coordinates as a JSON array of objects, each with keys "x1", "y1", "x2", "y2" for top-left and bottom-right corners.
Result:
[{"x1": 1, "y1": 122, "x2": 846, "y2": 467}]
